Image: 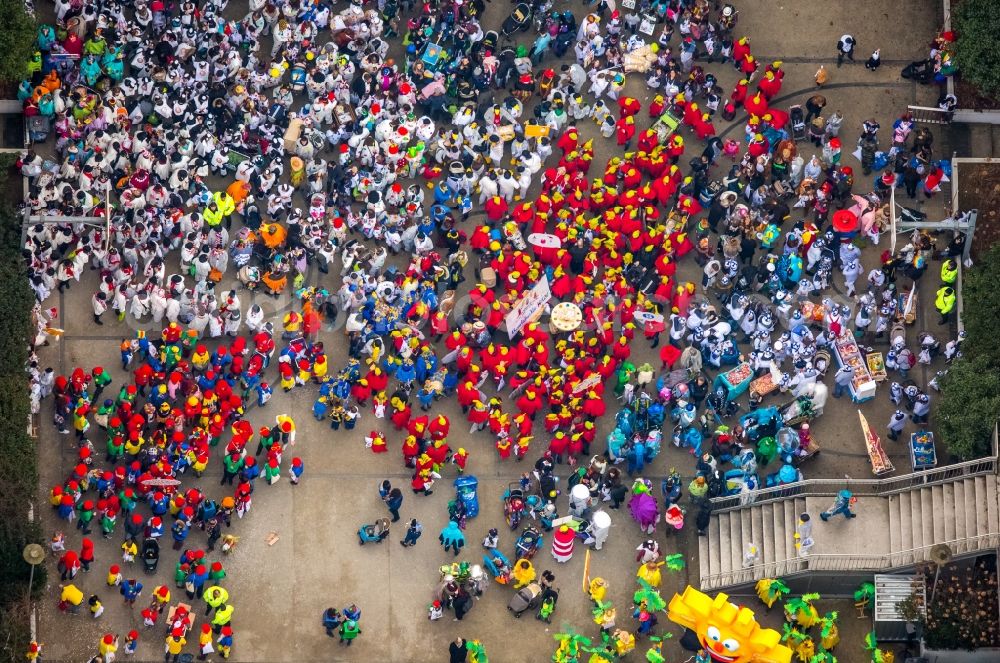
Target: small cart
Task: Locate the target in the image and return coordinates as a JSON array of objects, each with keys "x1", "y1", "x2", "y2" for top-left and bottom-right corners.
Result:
[
  {"x1": 910, "y1": 431, "x2": 937, "y2": 471},
  {"x1": 748, "y1": 373, "x2": 779, "y2": 408},
  {"x1": 866, "y1": 352, "x2": 887, "y2": 382}
]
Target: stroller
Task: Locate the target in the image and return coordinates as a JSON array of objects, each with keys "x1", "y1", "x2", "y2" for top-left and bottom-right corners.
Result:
[
  {"x1": 483, "y1": 549, "x2": 513, "y2": 584},
  {"x1": 358, "y1": 518, "x2": 390, "y2": 545},
  {"x1": 502, "y1": 482, "x2": 527, "y2": 530},
  {"x1": 28, "y1": 115, "x2": 52, "y2": 143},
  {"x1": 901, "y1": 59, "x2": 936, "y2": 84},
  {"x1": 290, "y1": 61, "x2": 307, "y2": 92},
  {"x1": 502, "y1": 3, "x2": 532, "y2": 37},
  {"x1": 788, "y1": 105, "x2": 806, "y2": 142},
  {"x1": 514, "y1": 525, "x2": 543, "y2": 560},
  {"x1": 141, "y1": 538, "x2": 160, "y2": 574},
  {"x1": 508, "y1": 582, "x2": 542, "y2": 617}
]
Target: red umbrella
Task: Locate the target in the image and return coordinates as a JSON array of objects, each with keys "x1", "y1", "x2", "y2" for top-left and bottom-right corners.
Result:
[{"x1": 832, "y1": 209, "x2": 859, "y2": 233}]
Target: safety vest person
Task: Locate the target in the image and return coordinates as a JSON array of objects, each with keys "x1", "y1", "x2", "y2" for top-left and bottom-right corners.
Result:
[
  {"x1": 940, "y1": 259, "x2": 958, "y2": 285},
  {"x1": 203, "y1": 202, "x2": 222, "y2": 227},
  {"x1": 935, "y1": 286, "x2": 956, "y2": 324}
]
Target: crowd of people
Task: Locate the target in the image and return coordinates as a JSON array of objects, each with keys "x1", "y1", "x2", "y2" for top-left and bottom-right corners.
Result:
[{"x1": 15, "y1": 0, "x2": 968, "y2": 659}]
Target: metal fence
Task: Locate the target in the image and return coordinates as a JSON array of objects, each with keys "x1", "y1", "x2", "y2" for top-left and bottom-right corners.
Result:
[
  {"x1": 702, "y1": 532, "x2": 1000, "y2": 591},
  {"x1": 710, "y1": 425, "x2": 999, "y2": 511},
  {"x1": 709, "y1": 455, "x2": 998, "y2": 511}
]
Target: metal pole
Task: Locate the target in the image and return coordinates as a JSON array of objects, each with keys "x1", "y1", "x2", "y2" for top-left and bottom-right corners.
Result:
[
  {"x1": 104, "y1": 185, "x2": 111, "y2": 252},
  {"x1": 962, "y1": 210, "x2": 977, "y2": 268}
]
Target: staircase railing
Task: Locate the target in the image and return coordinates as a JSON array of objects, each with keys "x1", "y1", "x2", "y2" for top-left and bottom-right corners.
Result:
[
  {"x1": 708, "y1": 455, "x2": 998, "y2": 512},
  {"x1": 702, "y1": 532, "x2": 1000, "y2": 588}
]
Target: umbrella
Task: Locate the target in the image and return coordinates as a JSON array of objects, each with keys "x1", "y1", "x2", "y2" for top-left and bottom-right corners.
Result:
[
  {"x1": 831, "y1": 209, "x2": 859, "y2": 233},
  {"x1": 628, "y1": 492, "x2": 658, "y2": 527}
]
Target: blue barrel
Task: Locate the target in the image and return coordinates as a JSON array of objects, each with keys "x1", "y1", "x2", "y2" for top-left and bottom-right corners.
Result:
[{"x1": 454, "y1": 475, "x2": 479, "y2": 518}]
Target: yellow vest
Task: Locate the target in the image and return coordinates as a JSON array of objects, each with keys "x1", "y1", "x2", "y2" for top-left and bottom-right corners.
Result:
[
  {"x1": 212, "y1": 604, "x2": 234, "y2": 626},
  {"x1": 204, "y1": 207, "x2": 223, "y2": 227},
  {"x1": 935, "y1": 287, "x2": 956, "y2": 314},
  {"x1": 940, "y1": 262, "x2": 958, "y2": 284}
]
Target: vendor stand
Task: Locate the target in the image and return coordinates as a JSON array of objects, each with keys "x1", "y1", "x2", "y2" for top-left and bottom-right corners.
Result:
[
  {"x1": 859, "y1": 410, "x2": 894, "y2": 476},
  {"x1": 910, "y1": 431, "x2": 937, "y2": 471},
  {"x1": 833, "y1": 332, "x2": 877, "y2": 402}
]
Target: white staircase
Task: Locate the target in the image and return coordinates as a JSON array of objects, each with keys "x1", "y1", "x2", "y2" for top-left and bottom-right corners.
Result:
[{"x1": 699, "y1": 473, "x2": 1000, "y2": 591}]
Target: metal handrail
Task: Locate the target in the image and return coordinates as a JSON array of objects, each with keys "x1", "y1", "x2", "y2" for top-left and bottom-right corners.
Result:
[
  {"x1": 702, "y1": 532, "x2": 1000, "y2": 587},
  {"x1": 709, "y1": 455, "x2": 998, "y2": 512}
]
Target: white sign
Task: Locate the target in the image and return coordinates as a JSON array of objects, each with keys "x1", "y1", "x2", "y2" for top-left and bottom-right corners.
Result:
[
  {"x1": 505, "y1": 275, "x2": 551, "y2": 338},
  {"x1": 572, "y1": 372, "x2": 603, "y2": 395}
]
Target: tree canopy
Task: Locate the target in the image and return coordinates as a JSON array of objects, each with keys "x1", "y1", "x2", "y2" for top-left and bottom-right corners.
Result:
[
  {"x1": 936, "y1": 243, "x2": 1000, "y2": 459},
  {"x1": 955, "y1": 0, "x2": 1000, "y2": 99},
  {"x1": 0, "y1": 0, "x2": 35, "y2": 84}
]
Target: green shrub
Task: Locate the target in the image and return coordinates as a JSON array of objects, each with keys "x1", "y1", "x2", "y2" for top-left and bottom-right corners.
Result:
[
  {"x1": 0, "y1": 0, "x2": 35, "y2": 84},
  {"x1": 0, "y1": 204, "x2": 40, "y2": 663},
  {"x1": 936, "y1": 244, "x2": 1000, "y2": 459},
  {"x1": 955, "y1": 0, "x2": 1000, "y2": 98}
]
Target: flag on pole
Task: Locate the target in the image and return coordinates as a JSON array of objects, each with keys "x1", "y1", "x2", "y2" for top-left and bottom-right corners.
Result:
[{"x1": 858, "y1": 409, "x2": 893, "y2": 475}]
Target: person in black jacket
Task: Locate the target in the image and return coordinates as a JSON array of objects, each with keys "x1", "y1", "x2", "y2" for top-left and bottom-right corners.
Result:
[{"x1": 449, "y1": 638, "x2": 468, "y2": 663}]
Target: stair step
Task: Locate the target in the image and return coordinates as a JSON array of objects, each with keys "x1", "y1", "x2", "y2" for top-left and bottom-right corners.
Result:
[
  {"x1": 750, "y1": 506, "x2": 764, "y2": 571},
  {"x1": 761, "y1": 504, "x2": 776, "y2": 566},
  {"x1": 986, "y1": 476, "x2": 998, "y2": 535},
  {"x1": 783, "y1": 498, "x2": 797, "y2": 565},
  {"x1": 699, "y1": 525, "x2": 711, "y2": 587},
  {"x1": 931, "y1": 485, "x2": 945, "y2": 544},
  {"x1": 909, "y1": 488, "x2": 924, "y2": 554},
  {"x1": 899, "y1": 491, "x2": 913, "y2": 557},
  {"x1": 740, "y1": 509, "x2": 754, "y2": 584},
  {"x1": 910, "y1": 490, "x2": 924, "y2": 548},
  {"x1": 953, "y1": 480, "x2": 966, "y2": 553},
  {"x1": 974, "y1": 476, "x2": 987, "y2": 537},
  {"x1": 920, "y1": 488, "x2": 934, "y2": 560},
  {"x1": 709, "y1": 514, "x2": 723, "y2": 581},
  {"x1": 772, "y1": 502, "x2": 787, "y2": 576},
  {"x1": 728, "y1": 507, "x2": 743, "y2": 578},
  {"x1": 889, "y1": 495, "x2": 901, "y2": 557},
  {"x1": 717, "y1": 512, "x2": 733, "y2": 577},
  {"x1": 942, "y1": 483, "x2": 956, "y2": 543},
  {"x1": 965, "y1": 479, "x2": 978, "y2": 549}
]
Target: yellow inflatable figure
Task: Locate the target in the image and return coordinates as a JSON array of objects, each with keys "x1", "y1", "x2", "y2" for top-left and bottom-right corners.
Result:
[
  {"x1": 637, "y1": 561, "x2": 664, "y2": 588},
  {"x1": 512, "y1": 559, "x2": 535, "y2": 589},
  {"x1": 667, "y1": 586, "x2": 793, "y2": 663},
  {"x1": 589, "y1": 577, "x2": 608, "y2": 604}
]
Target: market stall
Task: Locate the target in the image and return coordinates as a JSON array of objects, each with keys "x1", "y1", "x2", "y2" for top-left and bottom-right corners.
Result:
[{"x1": 834, "y1": 332, "x2": 877, "y2": 402}]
